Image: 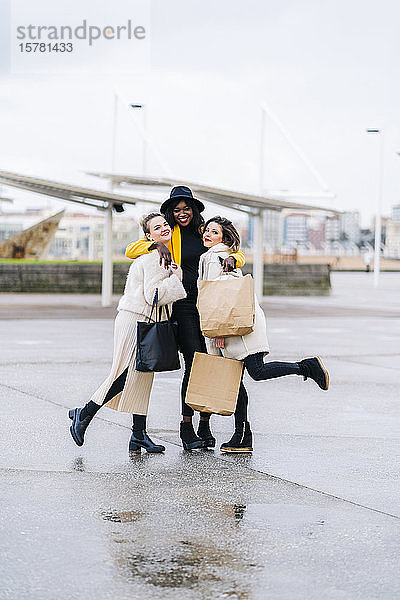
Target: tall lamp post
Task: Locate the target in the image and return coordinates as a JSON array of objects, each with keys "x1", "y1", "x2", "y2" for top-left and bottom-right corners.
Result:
[
  {"x1": 366, "y1": 128, "x2": 384, "y2": 288},
  {"x1": 130, "y1": 103, "x2": 146, "y2": 177},
  {"x1": 102, "y1": 98, "x2": 146, "y2": 308}
]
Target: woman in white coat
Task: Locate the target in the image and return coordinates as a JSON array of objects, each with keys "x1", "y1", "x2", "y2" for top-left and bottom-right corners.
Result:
[
  {"x1": 198, "y1": 216, "x2": 330, "y2": 453},
  {"x1": 69, "y1": 213, "x2": 186, "y2": 454}
]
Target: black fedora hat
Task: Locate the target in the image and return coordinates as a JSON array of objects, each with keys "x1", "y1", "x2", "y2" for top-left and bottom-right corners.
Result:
[{"x1": 160, "y1": 185, "x2": 205, "y2": 214}]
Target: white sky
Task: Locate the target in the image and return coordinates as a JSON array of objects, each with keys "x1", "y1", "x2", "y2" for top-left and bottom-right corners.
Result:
[{"x1": 1, "y1": 0, "x2": 400, "y2": 226}]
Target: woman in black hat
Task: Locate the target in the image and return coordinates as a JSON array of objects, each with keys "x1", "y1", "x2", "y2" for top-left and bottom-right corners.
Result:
[{"x1": 126, "y1": 186, "x2": 245, "y2": 450}]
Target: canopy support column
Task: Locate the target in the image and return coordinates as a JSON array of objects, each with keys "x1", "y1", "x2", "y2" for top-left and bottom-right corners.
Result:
[
  {"x1": 101, "y1": 204, "x2": 113, "y2": 307},
  {"x1": 253, "y1": 210, "x2": 264, "y2": 300}
]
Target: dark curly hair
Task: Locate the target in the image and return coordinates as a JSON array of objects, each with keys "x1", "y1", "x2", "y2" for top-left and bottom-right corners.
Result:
[
  {"x1": 163, "y1": 198, "x2": 205, "y2": 237},
  {"x1": 204, "y1": 216, "x2": 241, "y2": 252}
]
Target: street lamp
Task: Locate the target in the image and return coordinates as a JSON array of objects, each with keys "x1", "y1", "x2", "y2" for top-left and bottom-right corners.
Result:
[
  {"x1": 366, "y1": 128, "x2": 384, "y2": 288},
  {"x1": 111, "y1": 95, "x2": 147, "y2": 180},
  {"x1": 129, "y1": 103, "x2": 147, "y2": 178}
]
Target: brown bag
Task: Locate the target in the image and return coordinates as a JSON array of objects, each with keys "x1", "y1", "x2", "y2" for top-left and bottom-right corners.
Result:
[
  {"x1": 197, "y1": 274, "x2": 255, "y2": 338},
  {"x1": 185, "y1": 352, "x2": 243, "y2": 415}
]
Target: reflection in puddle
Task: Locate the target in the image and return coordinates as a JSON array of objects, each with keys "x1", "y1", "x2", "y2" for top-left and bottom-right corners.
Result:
[
  {"x1": 234, "y1": 504, "x2": 246, "y2": 521},
  {"x1": 72, "y1": 457, "x2": 85, "y2": 472},
  {"x1": 114, "y1": 539, "x2": 255, "y2": 594},
  {"x1": 101, "y1": 509, "x2": 143, "y2": 523},
  {"x1": 102, "y1": 502, "x2": 259, "y2": 595},
  {"x1": 221, "y1": 504, "x2": 247, "y2": 522},
  {"x1": 242, "y1": 503, "x2": 327, "y2": 536}
]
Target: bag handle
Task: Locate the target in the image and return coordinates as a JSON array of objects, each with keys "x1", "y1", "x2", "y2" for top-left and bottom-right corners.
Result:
[
  {"x1": 148, "y1": 288, "x2": 159, "y2": 322},
  {"x1": 149, "y1": 289, "x2": 172, "y2": 322},
  {"x1": 158, "y1": 303, "x2": 171, "y2": 321}
]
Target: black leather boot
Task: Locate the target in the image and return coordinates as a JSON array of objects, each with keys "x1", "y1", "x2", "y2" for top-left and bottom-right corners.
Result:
[
  {"x1": 197, "y1": 419, "x2": 216, "y2": 448},
  {"x1": 129, "y1": 430, "x2": 165, "y2": 453},
  {"x1": 298, "y1": 356, "x2": 329, "y2": 390},
  {"x1": 220, "y1": 421, "x2": 253, "y2": 453},
  {"x1": 180, "y1": 421, "x2": 204, "y2": 450},
  {"x1": 68, "y1": 407, "x2": 93, "y2": 447}
]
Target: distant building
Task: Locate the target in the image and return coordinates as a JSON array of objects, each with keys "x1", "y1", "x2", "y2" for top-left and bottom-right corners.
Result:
[
  {"x1": 391, "y1": 204, "x2": 400, "y2": 221},
  {"x1": 385, "y1": 204, "x2": 400, "y2": 257},
  {"x1": 283, "y1": 213, "x2": 309, "y2": 248},
  {"x1": 0, "y1": 210, "x2": 64, "y2": 259},
  {"x1": 371, "y1": 215, "x2": 389, "y2": 246},
  {"x1": 339, "y1": 211, "x2": 360, "y2": 244},
  {"x1": 385, "y1": 221, "x2": 400, "y2": 257},
  {"x1": 0, "y1": 209, "x2": 55, "y2": 240},
  {"x1": 263, "y1": 209, "x2": 282, "y2": 251},
  {"x1": 308, "y1": 221, "x2": 325, "y2": 250},
  {"x1": 324, "y1": 212, "x2": 360, "y2": 245},
  {"x1": 324, "y1": 215, "x2": 340, "y2": 243},
  {"x1": 0, "y1": 209, "x2": 138, "y2": 260}
]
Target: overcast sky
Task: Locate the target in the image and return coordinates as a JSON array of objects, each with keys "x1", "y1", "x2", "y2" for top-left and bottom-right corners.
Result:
[{"x1": 1, "y1": 0, "x2": 400, "y2": 226}]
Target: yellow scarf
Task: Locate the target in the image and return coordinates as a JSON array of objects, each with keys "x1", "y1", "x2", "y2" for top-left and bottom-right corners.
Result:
[{"x1": 170, "y1": 225, "x2": 182, "y2": 265}]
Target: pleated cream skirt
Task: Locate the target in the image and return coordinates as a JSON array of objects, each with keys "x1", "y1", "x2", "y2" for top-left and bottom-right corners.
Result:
[{"x1": 90, "y1": 309, "x2": 154, "y2": 415}]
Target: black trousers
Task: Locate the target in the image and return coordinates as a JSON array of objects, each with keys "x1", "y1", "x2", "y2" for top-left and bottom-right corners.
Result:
[
  {"x1": 234, "y1": 353, "x2": 301, "y2": 425},
  {"x1": 171, "y1": 298, "x2": 207, "y2": 417}
]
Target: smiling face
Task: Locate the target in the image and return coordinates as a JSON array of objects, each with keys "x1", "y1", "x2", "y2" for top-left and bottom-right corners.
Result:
[
  {"x1": 147, "y1": 216, "x2": 172, "y2": 243},
  {"x1": 173, "y1": 200, "x2": 194, "y2": 227},
  {"x1": 203, "y1": 221, "x2": 223, "y2": 248}
]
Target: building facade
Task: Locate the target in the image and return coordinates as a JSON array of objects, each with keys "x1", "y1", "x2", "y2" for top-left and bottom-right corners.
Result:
[{"x1": 0, "y1": 209, "x2": 139, "y2": 260}]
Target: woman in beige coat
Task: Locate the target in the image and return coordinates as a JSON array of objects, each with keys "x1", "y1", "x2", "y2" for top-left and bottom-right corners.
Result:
[
  {"x1": 69, "y1": 213, "x2": 186, "y2": 454},
  {"x1": 198, "y1": 216, "x2": 330, "y2": 453}
]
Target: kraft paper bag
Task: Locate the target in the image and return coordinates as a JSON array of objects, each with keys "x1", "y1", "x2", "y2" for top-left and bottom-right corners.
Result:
[
  {"x1": 185, "y1": 352, "x2": 244, "y2": 416},
  {"x1": 197, "y1": 274, "x2": 255, "y2": 338}
]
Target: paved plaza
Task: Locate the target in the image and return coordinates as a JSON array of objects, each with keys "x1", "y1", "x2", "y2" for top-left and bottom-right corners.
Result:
[{"x1": 0, "y1": 272, "x2": 399, "y2": 599}]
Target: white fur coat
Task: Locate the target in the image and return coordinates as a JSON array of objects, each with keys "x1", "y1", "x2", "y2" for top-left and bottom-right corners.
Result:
[{"x1": 118, "y1": 251, "x2": 186, "y2": 318}]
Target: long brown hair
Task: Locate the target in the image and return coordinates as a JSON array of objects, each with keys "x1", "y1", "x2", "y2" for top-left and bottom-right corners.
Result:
[{"x1": 204, "y1": 216, "x2": 240, "y2": 252}]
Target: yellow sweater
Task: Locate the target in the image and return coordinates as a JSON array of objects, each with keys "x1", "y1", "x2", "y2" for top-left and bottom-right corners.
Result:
[{"x1": 125, "y1": 225, "x2": 246, "y2": 267}]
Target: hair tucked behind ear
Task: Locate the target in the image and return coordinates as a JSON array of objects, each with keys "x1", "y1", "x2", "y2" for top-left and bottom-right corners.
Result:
[{"x1": 204, "y1": 216, "x2": 241, "y2": 252}]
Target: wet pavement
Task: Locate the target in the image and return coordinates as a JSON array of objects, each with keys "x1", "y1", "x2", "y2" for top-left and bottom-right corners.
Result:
[{"x1": 0, "y1": 272, "x2": 399, "y2": 599}]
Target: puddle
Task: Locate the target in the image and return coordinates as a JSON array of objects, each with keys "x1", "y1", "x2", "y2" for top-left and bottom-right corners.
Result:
[
  {"x1": 101, "y1": 509, "x2": 143, "y2": 523},
  {"x1": 113, "y1": 539, "x2": 258, "y2": 593},
  {"x1": 72, "y1": 457, "x2": 85, "y2": 472},
  {"x1": 220, "y1": 503, "x2": 247, "y2": 521},
  {"x1": 240, "y1": 503, "x2": 326, "y2": 531}
]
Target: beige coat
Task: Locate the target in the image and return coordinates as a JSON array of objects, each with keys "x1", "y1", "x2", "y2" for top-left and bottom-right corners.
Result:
[
  {"x1": 90, "y1": 251, "x2": 186, "y2": 414},
  {"x1": 197, "y1": 243, "x2": 269, "y2": 361}
]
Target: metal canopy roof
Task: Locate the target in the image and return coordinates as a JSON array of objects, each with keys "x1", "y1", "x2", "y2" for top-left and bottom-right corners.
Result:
[
  {"x1": 0, "y1": 169, "x2": 340, "y2": 215},
  {"x1": 86, "y1": 172, "x2": 340, "y2": 215},
  {"x1": 0, "y1": 170, "x2": 156, "y2": 210}
]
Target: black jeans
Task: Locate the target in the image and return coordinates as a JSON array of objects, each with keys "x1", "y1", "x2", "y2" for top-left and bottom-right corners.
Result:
[
  {"x1": 235, "y1": 353, "x2": 300, "y2": 425},
  {"x1": 171, "y1": 298, "x2": 207, "y2": 417}
]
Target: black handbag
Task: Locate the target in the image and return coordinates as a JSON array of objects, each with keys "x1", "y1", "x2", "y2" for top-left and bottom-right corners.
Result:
[{"x1": 135, "y1": 289, "x2": 181, "y2": 372}]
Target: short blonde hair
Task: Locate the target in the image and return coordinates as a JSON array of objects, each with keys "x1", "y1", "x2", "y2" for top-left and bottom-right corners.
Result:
[{"x1": 140, "y1": 212, "x2": 163, "y2": 238}]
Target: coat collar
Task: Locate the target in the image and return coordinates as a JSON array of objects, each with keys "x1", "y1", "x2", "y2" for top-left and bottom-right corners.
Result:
[{"x1": 205, "y1": 242, "x2": 230, "y2": 254}]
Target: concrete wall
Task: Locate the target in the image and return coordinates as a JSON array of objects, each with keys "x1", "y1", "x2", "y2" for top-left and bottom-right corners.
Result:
[
  {"x1": 0, "y1": 262, "x2": 331, "y2": 296},
  {"x1": 243, "y1": 263, "x2": 331, "y2": 296}
]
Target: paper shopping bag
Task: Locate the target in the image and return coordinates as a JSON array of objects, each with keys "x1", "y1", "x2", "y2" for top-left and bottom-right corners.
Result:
[
  {"x1": 185, "y1": 352, "x2": 243, "y2": 415},
  {"x1": 197, "y1": 274, "x2": 255, "y2": 338}
]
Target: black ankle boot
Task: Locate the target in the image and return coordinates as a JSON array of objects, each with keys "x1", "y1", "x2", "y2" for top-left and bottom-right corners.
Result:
[
  {"x1": 298, "y1": 356, "x2": 329, "y2": 390},
  {"x1": 180, "y1": 421, "x2": 204, "y2": 450},
  {"x1": 220, "y1": 421, "x2": 253, "y2": 453},
  {"x1": 197, "y1": 420, "x2": 216, "y2": 448},
  {"x1": 68, "y1": 407, "x2": 93, "y2": 447},
  {"x1": 129, "y1": 430, "x2": 165, "y2": 454}
]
